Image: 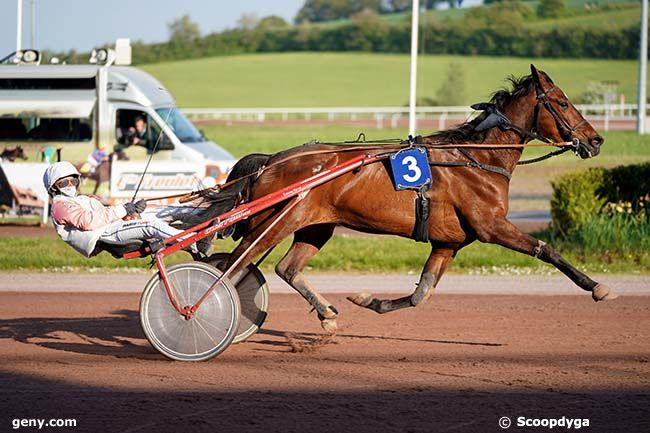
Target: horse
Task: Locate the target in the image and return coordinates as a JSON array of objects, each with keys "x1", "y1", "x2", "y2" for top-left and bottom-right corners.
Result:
[
  {"x1": 77, "y1": 155, "x2": 114, "y2": 195},
  {"x1": 0, "y1": 146, "x2": 27, "y2": 162},
  {"x1": 213, "y1": 65, "x2": 612, "y2": 334}
]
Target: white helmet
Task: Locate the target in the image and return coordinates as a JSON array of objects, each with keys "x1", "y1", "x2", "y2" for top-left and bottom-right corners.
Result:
[{"x1": 43, "y1": 161, "x2": 80, "y2": 193}]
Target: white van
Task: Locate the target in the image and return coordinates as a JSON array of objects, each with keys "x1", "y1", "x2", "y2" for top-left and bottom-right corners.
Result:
[{"x1": 0, "y1": 41, "x2": 235, "y2": 203}]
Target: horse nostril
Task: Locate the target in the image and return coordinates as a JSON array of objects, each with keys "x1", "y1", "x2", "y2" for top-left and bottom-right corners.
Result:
[{"x1": 591, "y1": 136, "x2": 604, "y2": 147}]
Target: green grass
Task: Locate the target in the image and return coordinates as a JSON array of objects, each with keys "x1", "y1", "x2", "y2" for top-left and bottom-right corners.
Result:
[
  {"x1": 525, "y1": 7, "x2": 641, "y2": 29},
  {"x1": 0, "y1": 216, "x2": 41, "y2": 225},
  {"x1": 0, "y1": 233, "x2": 645, "y2": 274},
  {"x1": 205, "y1": 124, "x2": 402, "y2": 158},
  {"x1": 142, "y1": 53, "x2": 645, "y2": 107}
]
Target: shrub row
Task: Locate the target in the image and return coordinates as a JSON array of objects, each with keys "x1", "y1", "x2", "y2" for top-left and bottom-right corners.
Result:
[
  {"x1": 56, "y1": 21, "x2": 641, "y2": 65},
  {"x1": 550, "y1": 162, "x2": 650, "y2": 236}
]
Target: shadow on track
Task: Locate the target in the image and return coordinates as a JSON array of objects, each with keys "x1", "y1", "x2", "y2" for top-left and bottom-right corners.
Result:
[
  {"x1": 0, "y1": 370, "x2": 648, "y2": 433},
  {"x1": 0, "y1": 312, "x2": 503, "y2": 359}
]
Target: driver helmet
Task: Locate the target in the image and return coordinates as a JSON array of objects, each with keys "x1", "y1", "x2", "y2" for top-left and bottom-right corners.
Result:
[{"x1": 43, "y1": 161, "x2": 80, "y2": 194}]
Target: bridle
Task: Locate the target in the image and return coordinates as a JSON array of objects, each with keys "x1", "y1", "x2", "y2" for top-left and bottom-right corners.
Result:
[
  {"x1": 487, "y1": 79, "x2": 592, "y2": 162},
  {"x1": 531, "y1": 82, "x2": 588, "y2": 144}
]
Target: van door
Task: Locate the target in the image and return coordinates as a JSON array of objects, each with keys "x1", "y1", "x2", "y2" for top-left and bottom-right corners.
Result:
[{"x1": 113, "y1": 108, "x2": 175, "y2": 161}]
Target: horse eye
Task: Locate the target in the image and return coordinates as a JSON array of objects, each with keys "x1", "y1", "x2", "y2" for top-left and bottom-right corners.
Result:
[{"x1": 559, "y1": 100, "x2": 569, "y2": 109}]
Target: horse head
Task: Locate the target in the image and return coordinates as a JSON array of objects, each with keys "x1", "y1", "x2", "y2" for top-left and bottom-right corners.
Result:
[
  {"x1": 1, "y1": 146, "x2": 28, "y2": 162},
  {"x1": 529, "y1": 65, "x2": 603, "y2": 159},
  {"x1": 15, "y1": 146, "x2": 28, "y2": 160}
]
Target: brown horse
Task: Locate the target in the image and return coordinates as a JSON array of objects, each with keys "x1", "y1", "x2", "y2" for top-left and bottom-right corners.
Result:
[
  {"x1": 77, "y1": 156, "x2": 112, "y2": 195},
  {"x1": 0, "y1": 146, "x2": 27, "y2": 162},
  {"x1": 217, "y1": 65, "x2": 613, "y2": 334}
]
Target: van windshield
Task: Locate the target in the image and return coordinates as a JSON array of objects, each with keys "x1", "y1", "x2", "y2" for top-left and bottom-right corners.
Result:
[{"x1": 155, "y1": 108, "x2": 203, "y2": 143}]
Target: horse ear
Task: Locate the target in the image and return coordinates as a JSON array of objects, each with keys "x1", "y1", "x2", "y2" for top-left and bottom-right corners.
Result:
[
  {"x1": 530, "y1": 64, "x2": 542, "y2": 86},
  {"x1": 471, "y1": 102, "x2": 490, "y2": 111}
]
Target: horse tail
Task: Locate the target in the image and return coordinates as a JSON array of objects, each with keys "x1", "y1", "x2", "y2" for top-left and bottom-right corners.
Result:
[{"x1": 186, "y1": 153, "x2": 270, "y2": 237}]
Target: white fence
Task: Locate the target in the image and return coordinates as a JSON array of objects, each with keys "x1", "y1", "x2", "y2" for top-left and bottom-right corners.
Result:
[{"x1": 182, "y1": 104, "x2": 641, "y2": 131}]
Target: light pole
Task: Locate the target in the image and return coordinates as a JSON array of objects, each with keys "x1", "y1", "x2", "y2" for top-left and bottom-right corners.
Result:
[
  {"x1": 637, "y1": 0, "x2": 648, "y2": 134},
  {"x1": 16, "y1": 0, "x2": 23, "y2": 52},
  {"x1": 30, "y1": 0, "x2": 35, "y2": 49},
  {"x1": 408, "y1": 0, "x2": 420, "y2": 137}
]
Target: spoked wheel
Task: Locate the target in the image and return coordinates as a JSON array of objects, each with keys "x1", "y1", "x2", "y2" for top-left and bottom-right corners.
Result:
[
  {"x1": 204, "y1": 253, "x2": 269, "y2": 343},
  {"x1": 140, "y1": 262, "x2": 240, "y2": 361}
]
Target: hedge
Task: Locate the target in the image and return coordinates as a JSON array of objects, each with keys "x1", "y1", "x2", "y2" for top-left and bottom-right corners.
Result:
[
  {"x1": 51, "y1": 21, "x2": 643, "y2": 66},
  {"x1": 550, "y1": 162, "x2": 650, "y2": 236}
]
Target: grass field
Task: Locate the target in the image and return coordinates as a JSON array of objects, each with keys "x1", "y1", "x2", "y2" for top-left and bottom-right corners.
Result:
[
  {"x1": 318, "y1": 0, "x2": 639, "y2": 28},
  {"x1": 0, "y1": 232, "x2": 646, "y2": 274},
  {"x1": 525, "y1": 6, "x2": 641, "y2": 29},
  {"x1": 142, "y1": 53, "x2": 643, "y2": 107}
]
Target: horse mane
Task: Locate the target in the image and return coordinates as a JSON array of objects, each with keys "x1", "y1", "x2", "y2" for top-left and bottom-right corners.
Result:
[{"x1": 427, "y1": 72, "x2": 552, "y2": 144}]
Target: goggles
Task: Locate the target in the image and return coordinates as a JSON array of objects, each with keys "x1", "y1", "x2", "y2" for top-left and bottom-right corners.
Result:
[{"x1": 54, "y1": 176, "x2": 80, "y2": 189}]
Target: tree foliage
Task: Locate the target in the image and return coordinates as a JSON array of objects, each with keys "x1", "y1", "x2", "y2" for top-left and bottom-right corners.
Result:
[
  {"x1": 537, "y1": 0, "x2": 566, "y2": 18},
  {"x1": 168, "y1": 14, "x2": 201, "y2": 43},
  {"x1": 295, "y1": 0, "x2": 383, "y2": 23},
  {"x1": 47, "y1": 10, "x2": 641, "y2": 65},
  {"x1": 435, "y1": 61, "x2": 465, "y2": 106}
]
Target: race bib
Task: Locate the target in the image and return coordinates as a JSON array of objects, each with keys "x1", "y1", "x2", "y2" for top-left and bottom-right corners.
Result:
[{"x1": 389, "y1": 148, "x2": 431, "y2": 190}]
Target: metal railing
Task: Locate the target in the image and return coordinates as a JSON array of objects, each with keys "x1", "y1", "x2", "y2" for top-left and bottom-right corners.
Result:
[{"x1": 182, "y1": 104, "x2": 641, "y2": 131}]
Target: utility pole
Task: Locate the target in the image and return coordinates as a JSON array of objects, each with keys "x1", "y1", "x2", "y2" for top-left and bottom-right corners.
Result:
[
  {"x1": 16, "y1": 0, "x2": 23, "y2": 52},
  {"x1": 408, "y1": 0, "x2": 420, "y2": 137},
  {"x1": 637, "y1": 0, "x2": 648, "y2": 134}
]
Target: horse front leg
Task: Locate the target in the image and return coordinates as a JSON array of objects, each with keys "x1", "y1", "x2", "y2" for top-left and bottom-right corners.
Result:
[
  {"x1": 477, "y1": 218, "x2": 617, "y2": 301},
  {"x1": 347, "y1": 247, "x2": 454, "y2": 314}
]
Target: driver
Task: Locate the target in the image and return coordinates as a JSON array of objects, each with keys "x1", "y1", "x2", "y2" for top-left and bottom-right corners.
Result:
[{"x1": 43, "y1": 161, "x2": 209, "y2": 258}]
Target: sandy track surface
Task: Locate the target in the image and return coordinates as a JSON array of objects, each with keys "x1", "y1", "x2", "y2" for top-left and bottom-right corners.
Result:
[
  {"x1": 1, "y1": 272, "x2": 648, "y2": 296},
  {"x1": 0, "y1": 290, "x2": 648, "y2": 433}
]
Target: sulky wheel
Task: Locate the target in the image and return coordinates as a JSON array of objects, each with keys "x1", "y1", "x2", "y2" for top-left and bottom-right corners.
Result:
[
  {"x1": 203, "y1": 253, "x2": 269, "y2": 343},
  {"x1": 140, "y1": 262, "x2": 240, "y2": 361}
]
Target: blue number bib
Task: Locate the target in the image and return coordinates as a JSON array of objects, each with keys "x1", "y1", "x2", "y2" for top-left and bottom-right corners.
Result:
[{"x1": 389, "y1": 148, "x2": 432, "y2": 190}]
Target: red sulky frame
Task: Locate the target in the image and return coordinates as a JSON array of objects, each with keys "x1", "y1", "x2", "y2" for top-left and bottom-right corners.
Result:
[{"x1": 122, "y1": 152, "x2": 386, "y2": 320}]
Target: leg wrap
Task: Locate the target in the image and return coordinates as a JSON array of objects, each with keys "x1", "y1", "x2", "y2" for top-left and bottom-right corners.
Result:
[{"x1": 410, "y1": 272, "x2": 435, "y2": 306}]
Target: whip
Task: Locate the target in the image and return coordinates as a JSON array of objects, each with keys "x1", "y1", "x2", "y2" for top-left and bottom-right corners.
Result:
[{"x1": 130, "y1": 105, "x2": 174, "y2": 202}]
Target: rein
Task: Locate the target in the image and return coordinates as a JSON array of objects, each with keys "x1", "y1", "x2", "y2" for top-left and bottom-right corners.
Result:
[
  {"x1": 141, "y1": 139, "x2": 575, "y2": 203},
  {"x1": 146, "y1": 81, "x2": 589, "y2": 203}
]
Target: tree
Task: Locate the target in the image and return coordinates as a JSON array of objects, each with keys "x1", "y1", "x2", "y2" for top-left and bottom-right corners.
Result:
[
  {"x1": 237, "y1": 13, "x2": 260, "y2": 30},
  {"x1": 389, "y1": 0, "x2": 411, "y2": 12},
  {"x1": 168, "y1": 15, "x2": 201, "y2": 43},
  {"x1": 435, "y1": 61, "x2": 465, "y2": 106},
  {"x1": 256, "y1": 15, "x2": 290, "y2": 31},
  {"x1": 295, "y1": 0, "x2": 383, "y2": 23},
  {"x1": 537, "y1": 0, "x2": 565, "y2": 18},
  {"x1": 351, "y1": 8, "x2": 385, "y2": 26}
]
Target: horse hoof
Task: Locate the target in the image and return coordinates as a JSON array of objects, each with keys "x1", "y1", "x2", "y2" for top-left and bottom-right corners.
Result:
[
  {"x1": 592, "y1": 283, "x2": 619, "y2": 302},
  {"x1": 347, "y1": 292, "x2": 373, "y2": 307},
  {"x1": 321, "y1": 318, "x2": 338, "y2": 335}
]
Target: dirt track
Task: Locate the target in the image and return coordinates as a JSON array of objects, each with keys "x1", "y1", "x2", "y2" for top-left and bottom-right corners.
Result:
[{"x1": 1, "y1": 291, "x2": 649, "y2": 433}]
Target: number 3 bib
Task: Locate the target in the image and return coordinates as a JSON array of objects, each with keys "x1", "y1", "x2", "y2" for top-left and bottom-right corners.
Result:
[{"x1": 389, "y1": 148, "x2": 432, "y2": 190}]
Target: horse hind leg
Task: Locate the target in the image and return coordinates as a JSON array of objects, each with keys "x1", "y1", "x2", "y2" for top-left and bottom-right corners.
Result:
[
  {"x1": 348, "y1": 247, "x2": 453, "y2": 314},
  {"x1": 275, "y1": 224, "x2": 339, "y2": 333}
]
